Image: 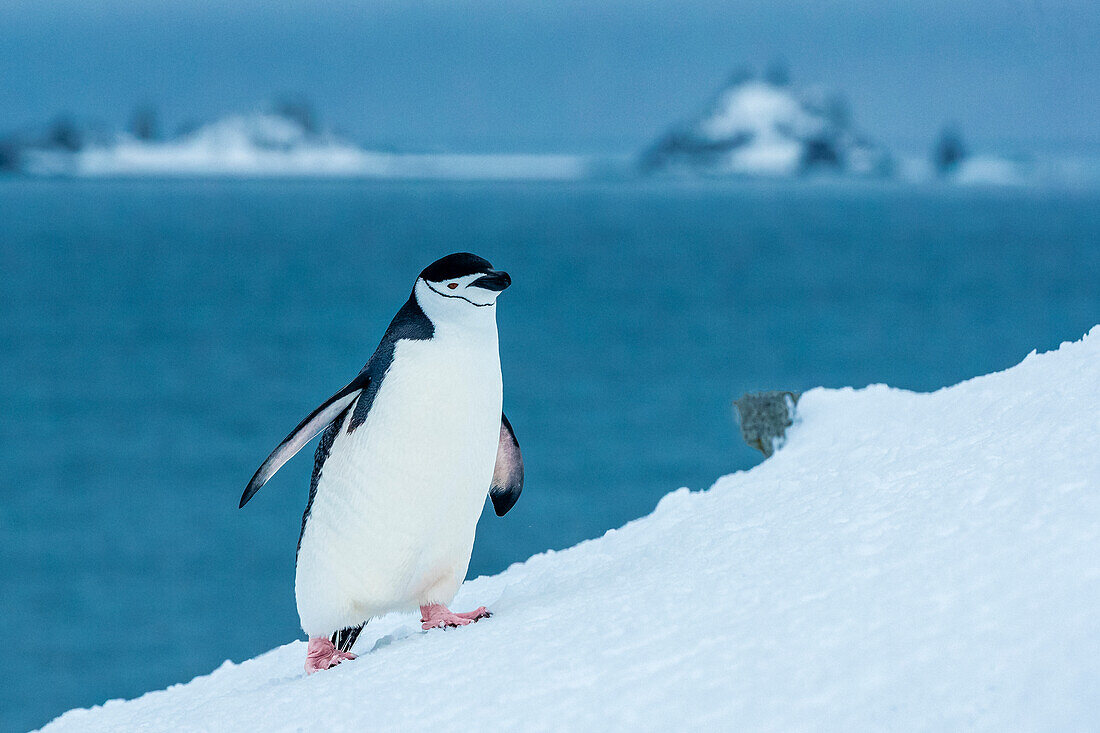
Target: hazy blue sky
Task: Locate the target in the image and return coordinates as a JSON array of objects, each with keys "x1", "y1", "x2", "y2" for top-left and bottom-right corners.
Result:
[{"x1": 1, "y1": 0, "x2": 1096, "y2": 154}]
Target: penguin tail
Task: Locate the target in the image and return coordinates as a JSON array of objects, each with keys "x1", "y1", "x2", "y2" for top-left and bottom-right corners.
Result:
[{"x1": 331, "y1": 624, "x2": 364, "y2": 654}]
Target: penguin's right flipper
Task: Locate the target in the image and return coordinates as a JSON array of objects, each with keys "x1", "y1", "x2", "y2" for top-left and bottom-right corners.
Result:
[
  {"x1": 239, "y1": 373, "x2": 369, "y2": 508},
  {"x1": 489, "y1": 413, "x2": 524, "y2": 516}
]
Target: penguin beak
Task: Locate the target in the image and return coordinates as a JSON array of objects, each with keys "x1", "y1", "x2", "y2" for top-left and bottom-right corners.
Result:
[{"x1": 470, "y1": 270, "x2": 511, "y2": 292}]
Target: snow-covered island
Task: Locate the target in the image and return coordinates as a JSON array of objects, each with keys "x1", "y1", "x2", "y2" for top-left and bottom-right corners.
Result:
[
  {"x1": 0, "y1": 107, "x2": 587, "y2": 180},
  {"x1": 640, "y1": 67, "x2": 892, "y2": 178},
  {"x1": 3, "y1": 95, "x2": 1090, "y2": 186},
  {"x1": 915, "y1": 125, "x2": 1031, "y2": 186},
  {"x1": 41, "y1": 328, "x2": 1099, "y2": 731}
]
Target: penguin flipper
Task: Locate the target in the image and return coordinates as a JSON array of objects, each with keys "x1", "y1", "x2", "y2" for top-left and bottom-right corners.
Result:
[
  {"x1": 239, "y1": 374, "x2": 369, "y2": 508},
  {"x1": 489, "y1": 413, "x2": 524, "y2": 516}
]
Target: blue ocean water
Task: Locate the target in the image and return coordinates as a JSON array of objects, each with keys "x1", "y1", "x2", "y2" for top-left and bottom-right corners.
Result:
[{"x1": 1, "y1": 179, "x2": 1097, "y2": 731}]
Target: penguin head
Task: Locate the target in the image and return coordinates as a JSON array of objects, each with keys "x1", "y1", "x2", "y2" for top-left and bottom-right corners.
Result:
[{"x1": 415, "y1": 253, "x2": 511, "y2": 315}]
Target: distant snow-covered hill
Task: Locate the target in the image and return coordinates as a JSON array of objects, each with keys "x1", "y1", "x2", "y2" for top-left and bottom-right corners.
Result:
[
  {"x1": 641, "y1": 72, "x2": 891, "y2": 178},
  {"x1": 17, "y1": 112, "x2": 383, "y2": 177},
  {"x1": 3, "y1": 110, "x2": 587, "y2": 180},
  {"x1": 40, "y1": 327, "x2": 1100, "y2": 732}
]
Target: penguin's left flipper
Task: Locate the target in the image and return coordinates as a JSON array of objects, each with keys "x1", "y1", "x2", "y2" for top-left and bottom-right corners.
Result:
[
  {"x1": 489, "y1": 413, "x2": 524, "y2": 516},
  {"x1": 239, "y1": 373, "x2": 370, "y2": 508}
]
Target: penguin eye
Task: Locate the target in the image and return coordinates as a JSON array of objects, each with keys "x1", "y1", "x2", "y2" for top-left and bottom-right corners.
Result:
[{"x1": 447, "y1": 283, "x2": 459, "y2": 290}]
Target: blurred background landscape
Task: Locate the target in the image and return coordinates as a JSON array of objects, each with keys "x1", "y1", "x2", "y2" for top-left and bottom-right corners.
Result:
[{"x1": 1, "y1": 1, "x2": 1098, "y2": 730}]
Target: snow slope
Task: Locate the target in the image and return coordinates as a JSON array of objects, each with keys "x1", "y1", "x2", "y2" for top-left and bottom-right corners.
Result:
[{"x1": 42, "y1": 329, "x2": 1100, "y2": 731}]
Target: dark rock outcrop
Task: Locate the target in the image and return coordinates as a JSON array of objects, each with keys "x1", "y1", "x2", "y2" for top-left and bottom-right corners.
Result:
[{"x1": 733, "y1": 391, "x2": 801, "y2": 457}]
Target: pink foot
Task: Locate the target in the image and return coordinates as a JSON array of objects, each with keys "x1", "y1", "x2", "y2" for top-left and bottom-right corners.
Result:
[
  {"x1": 420, "y1": 603, "x2": 491, "y2": 630},
  {"x1": 305, "y1": 636, "x2": 356, "y2": 674}
]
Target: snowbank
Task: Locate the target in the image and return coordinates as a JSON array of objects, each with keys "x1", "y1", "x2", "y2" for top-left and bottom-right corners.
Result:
[{"x1": 42, "y1": 329, "x2": 1100, "y2": 731}]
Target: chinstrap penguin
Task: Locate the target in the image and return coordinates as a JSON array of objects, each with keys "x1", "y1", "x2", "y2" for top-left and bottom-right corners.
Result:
[{"x1": 240, "y1": 253, "x2": 524, "y2": 673}]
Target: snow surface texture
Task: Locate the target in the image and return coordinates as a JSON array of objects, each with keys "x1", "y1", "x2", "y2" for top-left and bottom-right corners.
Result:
[
  {"x1": 641, "y1": 78, "x2": 891, "y2": 178},
  {"x1": 17, "y1": 113, "x2": 587, "y2": 180},
  {"x1": 42, "y1": 329, "x2": 1100, "y2": 732}
]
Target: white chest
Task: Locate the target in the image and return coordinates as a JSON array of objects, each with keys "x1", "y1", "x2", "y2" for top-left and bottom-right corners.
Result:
[
  {"x1": 333, "y1": 330, "x2": 501, "y2": 509},
  {"x1": 295, "y1": 328, "x2": 504, "y2": 630}
]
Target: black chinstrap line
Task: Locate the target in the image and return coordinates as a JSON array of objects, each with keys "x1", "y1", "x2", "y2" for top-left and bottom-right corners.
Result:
[{"x1": 425, "y1": 280, "x2": 495, "y2": 307}]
